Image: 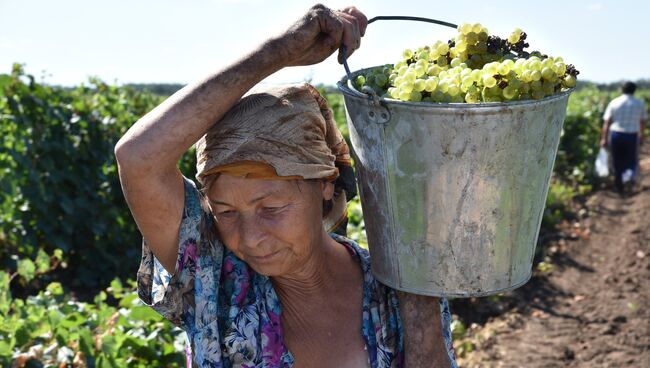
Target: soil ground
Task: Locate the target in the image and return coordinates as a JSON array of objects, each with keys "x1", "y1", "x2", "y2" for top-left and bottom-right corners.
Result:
[{"x1": 453, "y1": 144, "x2": 650, "y2": 367}]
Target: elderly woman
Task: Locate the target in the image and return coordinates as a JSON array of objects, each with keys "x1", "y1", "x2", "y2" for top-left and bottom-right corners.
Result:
[{"x1": 115, "y1": 4, "x2": 457, "y2": 367}]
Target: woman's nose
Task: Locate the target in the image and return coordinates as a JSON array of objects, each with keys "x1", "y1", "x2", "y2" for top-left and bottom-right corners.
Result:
[{"x1": 238, "y1": 214, "x2": 265, "y2": 249}]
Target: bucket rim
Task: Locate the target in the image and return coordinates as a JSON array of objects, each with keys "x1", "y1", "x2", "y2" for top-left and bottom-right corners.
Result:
[{"x1": 337, "y1": 65, "x2": 574, "y2": 109}]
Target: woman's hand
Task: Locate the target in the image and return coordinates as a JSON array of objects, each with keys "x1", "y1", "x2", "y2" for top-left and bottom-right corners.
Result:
[
  {"x1": 600, "y1": 137, "x2": 608, "y2": 148},
  {"x1": 272, "y1": 4, "x2": 368, "y2": 67}
]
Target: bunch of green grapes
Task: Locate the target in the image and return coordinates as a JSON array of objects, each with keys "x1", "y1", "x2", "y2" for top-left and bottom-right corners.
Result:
[{"x1": 353, "y1": 23, "x2": 579, "y2": 103}]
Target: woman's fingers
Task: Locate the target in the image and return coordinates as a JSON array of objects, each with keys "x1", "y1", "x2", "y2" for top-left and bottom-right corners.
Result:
[
  {"x1": 336, "y1": 11, "x2": 362, "y2": 64},
  {"x1": 341, "y1": 6, "x2": 368, "y2": 36}
]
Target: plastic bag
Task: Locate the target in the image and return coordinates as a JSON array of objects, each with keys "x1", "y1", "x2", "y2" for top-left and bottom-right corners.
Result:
[{"x1": 595, "y1": 147, "x2": 609, "y2": 178}]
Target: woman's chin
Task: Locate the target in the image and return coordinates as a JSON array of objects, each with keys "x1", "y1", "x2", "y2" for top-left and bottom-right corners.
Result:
[{"x1": 244, "y1": 250, "x2": 288, "y2": 276}]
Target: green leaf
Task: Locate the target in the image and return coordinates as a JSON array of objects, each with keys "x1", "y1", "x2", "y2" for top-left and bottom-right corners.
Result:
[
  {"x1": 94, "y1": 291, "x2": 107, "y2": 305},
  {"x1": 53, "y1": 249, "x2": 64, "y2": 261},
  {"x1": 46, "y1": 282, "x2": 64, "y2": 296},
  {"x1": 78, "y1": 328, "x2": 95, "y2": 355},
  {"x1": 59, "y1": 312, "x2": 85, "y2": 328},
  {"x1": 129, "y1": 306, "x2": 162, "y2": 322},
  {"x1": 118, "y1": 293, "x2": 138, "y2": 308},
  {"x1": 0, "y1": 337, "x2": 15, "y2": 356},
  {"x1": 35, "y1": 248, "x2": 50, "y2": 273},
  {"x1": 17, "y1": 258, "x2": 36, "y2": 282}
]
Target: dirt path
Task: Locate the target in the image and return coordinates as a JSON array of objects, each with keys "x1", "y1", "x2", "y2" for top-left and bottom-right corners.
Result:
[{"x1": 456, "y1": 145, "x2": 650, "y2": 367}]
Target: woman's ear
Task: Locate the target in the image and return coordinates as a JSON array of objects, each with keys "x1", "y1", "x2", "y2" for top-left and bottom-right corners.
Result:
[{"x1": 321, "y1": 180, "x2": 335, "y2": 201}]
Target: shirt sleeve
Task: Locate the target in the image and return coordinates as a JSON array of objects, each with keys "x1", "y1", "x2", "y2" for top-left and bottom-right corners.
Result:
[
  {"x1": 603, "y1": 101, "x2": 612, "y2": 121},
  {"x1": 642, "y1": 103, "x2": 648, "y2": 120},
  {"x1": 137, "y1": 175, "x2": 219, "y2": 331}
]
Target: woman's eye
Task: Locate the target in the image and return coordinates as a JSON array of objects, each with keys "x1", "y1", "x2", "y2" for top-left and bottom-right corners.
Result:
[
  {"x1": 262, "y1": 205, "x2": 287, "y2": 214},
  {"x1": 217, "y1": 210, "x2": 236, "y2": 218}
]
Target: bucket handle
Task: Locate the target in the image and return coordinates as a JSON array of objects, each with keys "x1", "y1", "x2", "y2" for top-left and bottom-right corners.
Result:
[{"x1": 341, "y1": 16, "x2": 458, "y2": 100}]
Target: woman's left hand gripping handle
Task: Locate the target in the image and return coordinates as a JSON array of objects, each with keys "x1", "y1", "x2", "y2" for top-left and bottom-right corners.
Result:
[{"x1": 273, "y1": 4, "x2": 368, "y2": 67}]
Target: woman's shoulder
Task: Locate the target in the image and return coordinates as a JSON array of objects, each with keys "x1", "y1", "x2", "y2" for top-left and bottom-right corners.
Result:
[{"x1": 329, "y1": 234, "x2": 371, "y2": 267}]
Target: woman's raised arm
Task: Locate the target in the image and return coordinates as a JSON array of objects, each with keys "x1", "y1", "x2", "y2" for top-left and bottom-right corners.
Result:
[{"x1": 114, "y1": 4, "x2": 366, "y2": 274}]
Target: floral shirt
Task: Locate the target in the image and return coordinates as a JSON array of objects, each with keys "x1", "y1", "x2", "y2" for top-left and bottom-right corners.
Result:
[{"x1": 137, "y1": 177, "x2": 458, "y2": 367}]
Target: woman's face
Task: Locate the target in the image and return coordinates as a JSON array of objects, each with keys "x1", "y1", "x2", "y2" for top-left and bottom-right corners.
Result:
[{"x1": 206, "y1": 175, "x2": 334, "y2": 276}]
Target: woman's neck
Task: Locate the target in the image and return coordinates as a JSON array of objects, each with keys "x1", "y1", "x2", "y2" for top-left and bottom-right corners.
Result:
[{"x1": 270, "y1": 232, "x2": 341, "y2": 306}]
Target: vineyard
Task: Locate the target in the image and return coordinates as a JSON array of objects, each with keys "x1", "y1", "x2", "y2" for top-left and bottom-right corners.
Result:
[{"x1": 1, "y1": 63, "x2": 649, "y2": 367}]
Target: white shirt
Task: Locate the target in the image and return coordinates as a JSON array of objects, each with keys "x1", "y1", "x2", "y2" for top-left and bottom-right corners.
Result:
[{"x1": 603, "y1": 94, "x2": 647, "y2": 133}]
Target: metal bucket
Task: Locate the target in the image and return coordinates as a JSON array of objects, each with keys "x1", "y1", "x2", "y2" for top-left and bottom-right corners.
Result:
[{"x1": 338, "y1": 67, "x2": 572, "y2": 297}]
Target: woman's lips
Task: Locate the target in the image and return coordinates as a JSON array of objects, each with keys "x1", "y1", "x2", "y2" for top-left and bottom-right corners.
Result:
[{"x1": 249, "y1": 249, "x2": 282, "y2": 263}]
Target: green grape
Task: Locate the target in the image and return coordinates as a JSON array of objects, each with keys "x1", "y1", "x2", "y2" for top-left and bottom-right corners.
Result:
[
  {"x1": 438, "y1": 81, "x2": 449, "y2": 93},
  {"x1": 389, "y1": 73, "x2": 398, "y2": 84},
  {"x1": 542, "y1": 81, "x2": 555, "y2": 95},
  {"x1": 450, "y1": 58, "x2": 462, "y2": 67},
  {"x1": 459, "y1": 23, "x2": 473, "y2": 35},
  {"x1": 509, "y1": 78, "x2": 521, "y2": 89},
  {"x1": 398, "y1": 89, "x2": 411, "y2": 101},
  {"x1": 541, "y1": 67, "x2": 555, "y2": 80},
  {"x1": 405, "y1": 71, "x2": 417, "y2": 83},
  {"x1": 531, "y1": 90, "x2": 545, "y2": 100},
  {"x1": 437, "y1": 56, "x2": 448, "y2": 67},
  {"x1": 414, "y1": 65, "x2": 426, "y2": 77},
  {"x1": 483, "y1": 75, "x2": 497, "y2": 88},
  {"x1": 427, "y1": 65, "x2": 442, "y2": 76},
  {"x1": 375, "y1": 74, "x2": 388, "y2": 87},
  {"x1": 417, "y1": 50, "x2": 429, "y2": 60},
  {"x1": 503, "y1": 85, "x2": 517, "y2": 100},
  {"x1": 469, "y1": 69, "x2": 482, "y2": 82},
  {"x1": 465, "y1": 92, "x2": 480, "y2": 103},
  {"x1": 388, "y1": 87, "x2": 400, "y2": 99},
  {"x1": 460, "y1": 76, "x2": 474, "y2": 92},
  {"x1": 400, "y1": 82, "x2": 414, "y2": 93},
  {"x1": 541, "y1": 58, "x2": 554, "y2": 69},
  {"x1": 448, "y1": 84, "x2": 460, "y2": 96},
  {"x1": 528, "y1": 59, "x2": 542, "y2": 71},
  {"x1": 483, "y1": 62, "x2": 499, "y2": 74},
  {"x1": 530, "y1": 80, "x2": 542, "y2": 91},
  {"x1": 563, "y1": 75, "x2": 577, "y2": 88},
  {"x1": 425, "y1": 77, "x2": 439, "y2": 91},
  {"x1": 414, "y1": 79, "x2": 426, "y2": 92},
  {"x1": 530, "y1": 70, "x2": 542, "y2": 81},
  {"x1": 436, "y1": 43, "x2": 449, "y2": 55},
  {"x1": 355, "y1": 75, "x2": 365, "y2": 87},
  {"x1": 498, "y1": 63, "x2": 510, "y2": 75},
  {"x1": 514, "y1": 58, "x2": 526, "y2": 71},
  {"x1": 466, "y1": 32, "x2": 478, "y2": 44},
  {"x1": 507, "y1": 33, "x2": 519, "y2": 44},
  {"x1": 410, "y1": 91, "x2": 423, "y2": 102},
  {"x1": 403, "y1": 49, "x2": 414, "y2": 59},
  {"x1": 554, "y1": 62, "x2": 567, "y2": 75}
]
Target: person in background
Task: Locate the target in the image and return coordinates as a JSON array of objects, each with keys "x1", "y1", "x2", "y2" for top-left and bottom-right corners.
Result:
[{"x1": 600, "y1": 81, "x2": 647, "y2": 193}]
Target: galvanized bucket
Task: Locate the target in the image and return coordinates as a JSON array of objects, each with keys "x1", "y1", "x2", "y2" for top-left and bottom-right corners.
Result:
[{"x1": 337, "y1": 64, "x2": 572, "y2": 297}]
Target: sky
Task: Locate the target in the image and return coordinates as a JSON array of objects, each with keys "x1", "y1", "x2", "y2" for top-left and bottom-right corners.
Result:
[{"x1": 1, "y1": 0, "x2": 648, "y2": 87}]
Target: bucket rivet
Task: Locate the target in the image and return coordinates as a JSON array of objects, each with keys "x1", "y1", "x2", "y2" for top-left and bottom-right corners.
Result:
[
  {"x1": 369, "y1": 111, "x2": 375, "y2": 117},
  {"x1": 381, "y1": 113, "x2": 387, "y2": 119}
]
